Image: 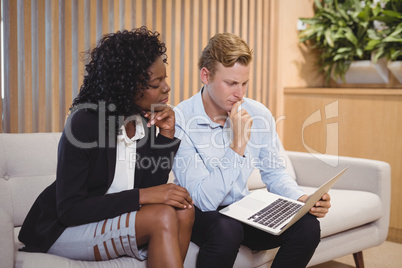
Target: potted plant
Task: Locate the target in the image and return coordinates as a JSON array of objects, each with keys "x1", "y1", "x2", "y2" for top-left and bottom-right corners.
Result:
[
  {"x1": 366, "y1": 0, "x2": 402, "y2": 83},
  {"x1": 298, "y1": 0, "x2": 389, "y2": 84}
]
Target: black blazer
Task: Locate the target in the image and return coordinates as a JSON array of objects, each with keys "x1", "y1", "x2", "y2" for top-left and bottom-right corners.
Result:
[{"x1": 18, "y1": 108, "x2": 180, "y2": 252}]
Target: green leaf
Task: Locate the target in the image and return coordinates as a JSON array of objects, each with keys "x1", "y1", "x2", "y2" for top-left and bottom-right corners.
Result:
[
  {"x1": 373, "y1": 5, "x2": 382, "y2": 17},
  {"x1": 367, "y1": 29, "x2": 381, "y2": 40},
  {"x1": 373, "y1": 47, "x2": 386, "y2": 62},
  {"x1": 358, "y1": 5, "x2": 371, "y2": 21},
  {"x1": 337, "y1": 47, "x2": 353, "y2": 53},
  {"x1": 338, "y1": 9, "x2": 350, "y2": 21},
  {"x1": 299, "y1": 18, "x2": 319, "y2": 25},
  {"x1": 314, "y1": 0, "x2": 323, "y2": 10},
  {"x1": 365, "y1": 39, "x2": 381, "y2": 50},
  {"x1": 356, "y1": 48, "x2": 363, "y2": 58},
  {"x1": 344, "y1": 27, "x2": 358, "y2": 46},
  {"x1": 322, "y1": 12, "x2": 338, "y2": 24},
  {"x1": 389, "y1": 23, "x2": 402, "y2": 36},
  {"x1": 391, "y1": 50, "x2": 402, "y2": 61},
  {"x1": 333, "y1": 54, "x2": 347, "y2": 61},
  {"x1": 383, "y1": 36, "x2": 402, "y2": 42},
  {"x1": 298, "y1": 26, "x2": 321, "y2": 41},
  {"x1": 382, "y1": 10, "x2": 402, "y2": 18},
  {"x1": 352, "y1": 0, "x2": 362, "y2": 12},
  {"x1": 325, "y1": 28, "x2": 335, "y2": 47}
]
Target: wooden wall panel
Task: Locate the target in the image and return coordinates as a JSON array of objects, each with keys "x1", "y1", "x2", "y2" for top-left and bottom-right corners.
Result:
[
  {"x1": 64, "y1": 0, "x2": 73, "y2": 117},
  {"x1": 23, "y1": 0, "x2": 32, "y2": 133},
  {"x1": 173, "y1": 0, "x2": 181, "y2": 105},
  {"x1": 37, "y1": 0, "x2": 46, "y2": 132},
  {"x1": 182, "y1": 1, "x2": 191, "y2": 102},
  {"x1": 2, "y1": 0, "x2": 271, "y2": 134},
  {"x1": 247, "y1": 0, "x2": 254, "y2": 99},
  {"x1": 0, "y1": 0, "x2": 2, "y2": 133},
  {"x1": 8, "y1": 0, "x2": 18, "y2": 133},
  {"x1": 50, "y1": 0, "x2": 60, "y2": 132},
  {"x1": 191, "y1": 0, "x2": 200, "y2": 97}
]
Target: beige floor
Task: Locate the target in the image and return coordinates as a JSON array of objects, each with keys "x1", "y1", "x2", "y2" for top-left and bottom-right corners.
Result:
[{"x1": 311, "y1": 241, "x2": 402, "y2": 268}]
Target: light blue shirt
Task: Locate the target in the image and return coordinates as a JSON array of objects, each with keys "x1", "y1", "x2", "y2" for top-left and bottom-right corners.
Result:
[{"x1": 173, "y1": 90, "x2": 305, "y2": 212}]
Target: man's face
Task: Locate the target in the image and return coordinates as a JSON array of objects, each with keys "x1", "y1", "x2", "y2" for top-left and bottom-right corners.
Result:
[{"x1": 203, "y1": 62, "x2": 250, "y2": 113}]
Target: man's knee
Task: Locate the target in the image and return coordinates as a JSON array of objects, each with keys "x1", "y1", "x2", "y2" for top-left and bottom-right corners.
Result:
[
  {"x1": 293, "y1": 214, "x2": 321, "y2": 247},
  {"x1": 208, "y1": 215, "x2": 244, "y2": 249}
]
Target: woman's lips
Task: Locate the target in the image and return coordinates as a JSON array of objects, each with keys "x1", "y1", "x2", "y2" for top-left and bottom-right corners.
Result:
[{"x1": 160, "y1": 97, "x2": 169, "y2": 103}]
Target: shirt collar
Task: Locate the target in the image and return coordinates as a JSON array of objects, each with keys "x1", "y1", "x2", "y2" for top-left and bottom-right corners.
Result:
[
  {"x1": 118, "y1": 115, "x2": 146, "y2": 147},
  {"x1": 194, "y1": 87, "x2": 227, "y2": 129}
]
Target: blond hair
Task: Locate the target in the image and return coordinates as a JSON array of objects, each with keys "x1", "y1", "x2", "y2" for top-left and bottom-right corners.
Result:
[{"x1": 198, "y1": 33, "x2": 253, "y2": 79}]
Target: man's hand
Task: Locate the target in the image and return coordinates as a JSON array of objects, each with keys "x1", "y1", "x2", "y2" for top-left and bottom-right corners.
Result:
[
  {"x1": 229, "y1": 100, "x2": 253, "y2": 156},
  {"x1": 298, "y1": 193, "x2": 331, "y2": 218}
]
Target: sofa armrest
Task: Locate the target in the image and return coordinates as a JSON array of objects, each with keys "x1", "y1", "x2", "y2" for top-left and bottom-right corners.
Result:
[
  {"x1": 0, "y1": 206, "x2": 14, "y2": 268},
  {"x1": 287, "y1": 151, "x2": 391, "y2": 241}
]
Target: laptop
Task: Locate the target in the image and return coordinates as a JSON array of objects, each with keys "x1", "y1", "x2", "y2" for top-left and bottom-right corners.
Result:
[{"x1": 219, "y1": 167, "x2": 348, "y2": 235}]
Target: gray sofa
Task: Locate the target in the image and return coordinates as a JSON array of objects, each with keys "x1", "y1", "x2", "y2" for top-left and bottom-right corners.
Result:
[{"x1": 0, "y1": 133, "x2": 391, "y2": 268}]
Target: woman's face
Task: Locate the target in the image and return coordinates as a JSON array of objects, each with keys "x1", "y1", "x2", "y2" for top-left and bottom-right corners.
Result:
[{"x1": 134, "y1": 57, "x2": 170, "y2": 112}]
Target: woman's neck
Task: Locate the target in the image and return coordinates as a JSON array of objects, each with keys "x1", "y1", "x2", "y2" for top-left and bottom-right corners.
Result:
[{"x1": 124, "y1": 120, "x2": 136, "y2": 139}]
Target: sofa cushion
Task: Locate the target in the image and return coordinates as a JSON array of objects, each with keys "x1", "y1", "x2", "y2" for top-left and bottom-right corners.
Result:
[
  {"x1": 15, "y1": 251, "x2": 147, "y2": 268},
  {"x1": 14, "y1": 227, "x2": 273, "y2": 268},
  {"x1": 300, "y1": 186, "x2": 383, "y2": 238},
  {"x1": 11, "y1": 227, "x2": 143, "y2": 268}
]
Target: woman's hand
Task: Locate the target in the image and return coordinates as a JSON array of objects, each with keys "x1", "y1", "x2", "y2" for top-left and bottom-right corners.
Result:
[
  {"x1": 144, "y1": 105, "x2": 175, "y2": 139},
  {"x1": 139, "y1": 183, "x2": 194, "y2": 209}
]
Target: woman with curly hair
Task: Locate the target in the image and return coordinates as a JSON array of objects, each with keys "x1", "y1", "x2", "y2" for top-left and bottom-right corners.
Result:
[{"x1": 18, "y1": 27, "x2": 194, "y2": 267}]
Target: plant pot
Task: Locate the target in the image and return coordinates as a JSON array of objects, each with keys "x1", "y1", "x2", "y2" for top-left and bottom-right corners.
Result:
[
  {"x1": 387, "y1": 61, "x2": 402, "y2": 84},
  {"x1": 336, "y1": 57, "x2": 389, "y2": 84}
]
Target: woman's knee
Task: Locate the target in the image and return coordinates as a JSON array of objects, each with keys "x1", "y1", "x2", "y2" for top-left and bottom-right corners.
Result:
[
  {"x1": 176, "y1": 206, "x2": 195, "y2": 229},
  {"x1": 138, "y1": 204, "x2": 178, "y2": 234},
  {"x1": 154, "y1": 204, "x2": 179, "y2": 230}
]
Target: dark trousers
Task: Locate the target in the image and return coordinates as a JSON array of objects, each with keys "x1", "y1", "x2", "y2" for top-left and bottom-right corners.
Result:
[{"x1": 191, "y1": 206, "x2": 321, "y2": 268}]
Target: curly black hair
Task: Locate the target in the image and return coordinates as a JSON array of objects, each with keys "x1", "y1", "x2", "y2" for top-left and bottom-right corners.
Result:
[{"x1": 71, "y1": 26, "x2": 167, "y2": 132}]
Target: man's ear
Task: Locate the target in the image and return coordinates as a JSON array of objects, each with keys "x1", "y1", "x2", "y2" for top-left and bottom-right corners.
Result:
[{"x1": 200, "y1": 67, "x2": 210, "y2": 85}]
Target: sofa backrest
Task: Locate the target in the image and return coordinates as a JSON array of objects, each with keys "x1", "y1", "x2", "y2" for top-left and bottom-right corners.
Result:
[{"x1": 0, "y1": 133, "x2": 61, "y2": 227}]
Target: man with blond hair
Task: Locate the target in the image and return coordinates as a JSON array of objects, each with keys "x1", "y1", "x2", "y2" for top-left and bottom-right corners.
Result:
[{"x1": 172, "y1": 33, "x2": 331, "y2": 268}]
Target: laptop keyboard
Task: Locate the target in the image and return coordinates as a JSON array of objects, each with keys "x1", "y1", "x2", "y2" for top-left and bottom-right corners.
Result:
[{"x1": 247, "y1": 198, "x2": 303, "y2": 229}]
